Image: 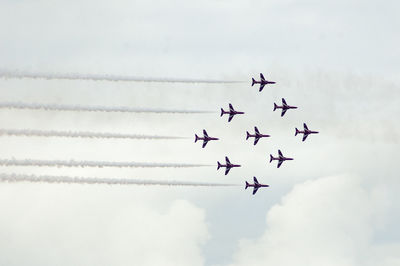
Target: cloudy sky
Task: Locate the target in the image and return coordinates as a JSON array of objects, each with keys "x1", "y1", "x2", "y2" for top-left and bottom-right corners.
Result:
[{"x1": 0, "y1": 0, "x2": 399, "y2": 265}]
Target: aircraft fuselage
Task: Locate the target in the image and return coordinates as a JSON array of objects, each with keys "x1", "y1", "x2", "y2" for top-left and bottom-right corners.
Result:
[
  {"x1": 275, "y1": 105, "x2": 297, "y2": 110},
  {"x1": 220, "y1": 163, "x2": 241, "y2": 169},
  {"x1": 270, "y1": 156, "x2": 293, "y2": 161},
  {"x1": 248, "y1": 133, "x2": 270, "y2": 138},
  {"x1": 246, "y1": 184, "x2": 269, "y2": 189},
  {"x1": 197, "y1": 136, "x2": 219, "y2": 141},
  {"x1": 253, "y1": 80, "x2": 276, "y2": 85},
  {"x1": 222, "y1": 110, "x2": 244, "y2": 115},
  {"x1": 298, "y1": 130, "x2": 319, "y2": 135}
]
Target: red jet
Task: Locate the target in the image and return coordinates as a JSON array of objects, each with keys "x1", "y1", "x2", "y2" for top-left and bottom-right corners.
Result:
[
  {"x1": 245, "y1": 176, "x2": 269, "y2": 195},
  {"x1": 251, "y1": 73, "x2": 276, "y2": 92},
  {"x1": 295, "y1": 123, "x2": 319, "y2": 141},
  {"x1": 269, "y1": 150, "x2": 293, "y2": 168},
  {"x1": 246, "y1": 126, "x2": 271, "y2": 145},
  {"x1": 220, "y1": 103, "x2": 244, "y2": 122},
  {"x1": 217, "y1": 156, "x2": 241, "y2": 175},
  {"x1": 195, "y1": 129, "x2": 219, "y2": 148},
  {"x1": 273, "y1": 98, "x2": 298, "y2": 117}
]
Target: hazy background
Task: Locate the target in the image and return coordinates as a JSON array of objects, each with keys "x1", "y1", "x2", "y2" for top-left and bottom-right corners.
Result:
[{"x1": 0, "y1": 0, "x2": 399, "y2": 265}]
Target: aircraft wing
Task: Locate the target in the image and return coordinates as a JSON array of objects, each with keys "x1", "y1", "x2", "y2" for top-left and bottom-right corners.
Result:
[
  {"x1": 202, "y1": 140, "x2": 208, "y2": 148},
  {"x1": 225, "y1": 157, "x2": 231, "y2": 164},
  {"x1": 254, "y1": 127, "x2": 259, "y2": 134},
  {"x1": 302, "y1": 133, "x2": 308, "y2": 142},
  {"x1": 253, "y1": 176, "x2": 259, "y2": 184},
  {"x1": 277, "y1": 160, "x2": 283, "y2": 168},
  {"x1": 259, "y1": 84, "x2": 265, "y2": 92},
  {"x1": 229, "y1": 104, "x2": 234, "y2": 111},
  {"x1": 228, "y1": 113, "x2": 234, "y2": 122},
  {"x1": 254, "y1": 137, "x2": 260, "y2": 145},
  {"x1": 253, "y1": 186, "x2": 259, "y2": 195},
  {"x1": 282, "y1": 98, "x2": 287, "y2": 105},
  {"x1": 203, "y1": 129, "x2": 208, "y2": 137},
  {"x1": 278, "y1": 150, "x2": 283, "y2": 157},
  {"x1": 260, "y1": 73, "x2": 265, "y2": 81},
  {"x1": 303, "y1": 123, "x2": 309, "y2": 130},
  {"x1": 225, "y1": 167, "x2": 231, "y2": 175},
  {"x1": 281, "y1": 109, "x2": 287, "y2": 117}
]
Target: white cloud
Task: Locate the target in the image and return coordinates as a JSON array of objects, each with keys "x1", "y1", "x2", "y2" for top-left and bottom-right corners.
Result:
[
  {"x1": 229, "y1": 174, "x2": 400, "y2": 266},
  {"x1": 0, "y1": 185, "x2": 209, "y2": 266}
]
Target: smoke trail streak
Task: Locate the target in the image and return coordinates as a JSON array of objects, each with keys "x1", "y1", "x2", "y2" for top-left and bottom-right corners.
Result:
[
  {"x1": 0, "y1": 71, "x2": 243, "y2": 84},
  {"x1": 0, "y1": 102, "x2": 213, "y2": 114},
  {"x1": 0, "y1": 159, "x2": 210, "y2": 168},
  {"x1": 0, "y1": 129, "x2": 186, "y2": 140},
  {"x1": 0, "y1": 173, "x2": 238, "y2": 187}
]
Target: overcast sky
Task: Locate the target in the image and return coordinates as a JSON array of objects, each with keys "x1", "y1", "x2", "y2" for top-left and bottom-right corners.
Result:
[{"x1": 0, "y1": 0, "x2": 399, "y2": 265}]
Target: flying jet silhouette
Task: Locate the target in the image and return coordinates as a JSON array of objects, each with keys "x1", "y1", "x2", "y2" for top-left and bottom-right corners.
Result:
[
  {"x1": 217, "y1": 156, "x2": 241, "y2": 175},
  {"x1": 273, "y1": 98, "x2": 298, "y2": 117},
  {"x1": 246, "y1": 126, "x2": 271, "y2": 145},
  {"x1": 269, "y1": 150, "x2": 293, "y2": 168},
  {"x1": 245, "y1": 176, "x2": 269, "y2": 195},
  {"x1": 251, "y1": 73, "x2": 276, "y2": 92},
  {"x1": 194, "y1": 129, "x2": 219, "y2": 148},
  {"x1": 295, "y1": 123, "x2": 319, "y2": 141},
  {"x1": 220, "y1": 103, "x2": 244, "y2": 122}
]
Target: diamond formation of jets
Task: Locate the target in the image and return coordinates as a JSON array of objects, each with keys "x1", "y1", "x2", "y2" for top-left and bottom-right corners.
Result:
[
  {"x1": 251, "y1": 73, "x2": 276, "y2": 92},
  {"x1": 269, "y1": 150, "x2": 293, "y2": 168},
  {"x1": 246, "y1": 126, "x2": 271, "y2": 145},
  {"x1": 217, "y1": 156, "x2": 241, "y2": 175},
  {"x1": 191, "y1": 73, "x2": 319, "y2": 195},
  {"x1": 295, "y1": 123, "x2": 319, "y2": 141},
  {"x1": 245, "y1": 176, "x2": 269, "y2": 195},
  {"x1": 195, "y1": 129, "x2": 219, "y2": 148},
  {"x1": 273, "y1": 98, "x2": 298, "y2": 117},
  {"x1": 220, "y1": 103, "x2": 244, "y2": 122}
]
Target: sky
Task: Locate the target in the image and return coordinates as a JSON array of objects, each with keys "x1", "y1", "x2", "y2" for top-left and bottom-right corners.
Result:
[{"x1": 0, "y1": 0, "x2": 399, "y2": 265}]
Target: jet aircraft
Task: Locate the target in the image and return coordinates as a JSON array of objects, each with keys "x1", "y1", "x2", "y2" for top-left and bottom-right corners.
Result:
[
  {"x1": 251, "y1": 73, "x2": 276, "y2": 92},
  {"x1": 245, "y1": 176, "x2": 269, "y2": 195},
  {"x1": 217, "y1": 156, "x2": 241, "y2": 175},
  {"x1": 269, "y1": 150, "x2": 293, "y2": 168},
  {"x1": 195, "y1": 129, "x2": 219, "y2": 148},
  {"x1": 273, "y1": 98, "x2": 298, "y2": 117},
  {"x1": 246, "y1": 126, "x2": 271, "y2": 145},
  {"x1": 220, "y1": 103, "x2": 244, "y2": 122},
  {"x1": 295, "y1": 123, "x2": 319, "y2": 141}
]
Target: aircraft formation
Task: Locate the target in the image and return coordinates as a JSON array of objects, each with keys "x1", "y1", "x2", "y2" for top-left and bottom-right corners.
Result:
[{"x1": 194, "y1": 73, "x2": 319, "y2": 195}]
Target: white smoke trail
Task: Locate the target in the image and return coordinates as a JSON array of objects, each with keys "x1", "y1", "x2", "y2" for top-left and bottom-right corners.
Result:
[
  {"x1": 0, "y1": 173, "x2": 238, "y2": 187},
  {"x1": 0, "y1": 71, "x2": 243, "y2": 84},
  {"x1": 0, "y1": 159, "x2": 210, "y2": 168},
  {"x1": 0, "y1": 129, "x2": 186, "y2": 140},
  {"x1": 0, "y1": 102, "x2": 213, "y2": 114}
]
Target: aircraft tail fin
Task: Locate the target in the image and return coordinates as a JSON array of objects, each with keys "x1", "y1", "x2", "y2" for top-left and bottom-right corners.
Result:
[
  {"x1": 245, "y1": 181, "x2": 249, "y2": 189},
  {"x1": 195, "y1": 134, "x2": 199, "y2": 143},
  {"x1": 295, "y1": 128, "x2": 299, "y2": 136},
  {"x1": 220, "y1": 108, "x2": 224, "y2": 117},
  {"x1": 273, "y1": 103, "x2": 277, "y2": 111},
  {"x1": 251, "y1": 78, "x2": 255, "y2": 86},
  {"x1": 269, "y1": 154, "x2": 273, "y2": 163},
  {"x1": 246, "y1": 131, "x2": 250, "y2": 140},
  {"x1": 217, "y1": 161, "x2": 221, "y2": 170}
]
